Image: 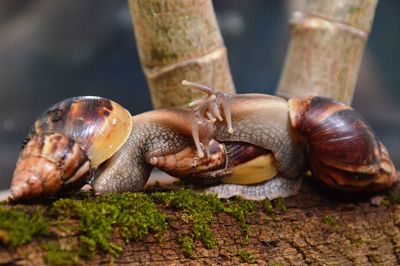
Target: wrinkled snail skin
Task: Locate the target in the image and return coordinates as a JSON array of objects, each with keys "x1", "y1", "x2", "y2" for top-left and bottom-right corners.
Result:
[
  {"x1": 211, "y1": 94, "x2": 307, "y2": 180},
  {"x1": 174, "y1": 81, "x2": 398, "y2": 194},
  {"x1": 91, "y1": 108, "x2": 216, "y2": 194},
  {"x1": 179, "y1": 81, "x2": 307, "y2": 182},
  {"x1": 11, "y1": 96, "x2": 132, "y2": 200}
]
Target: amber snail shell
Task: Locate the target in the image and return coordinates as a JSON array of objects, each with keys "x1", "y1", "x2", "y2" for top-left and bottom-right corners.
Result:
[
  {"x1": 288, "y1": 96, "x2": 398, "y2": 192},
  {"x1": 11, "y1": 96, "x2": 132, "y2": 200}
]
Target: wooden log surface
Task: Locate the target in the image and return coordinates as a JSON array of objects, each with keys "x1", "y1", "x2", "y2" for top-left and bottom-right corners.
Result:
[{"x1": 1, "y1": 178, "x2": 400, "y2": 266}]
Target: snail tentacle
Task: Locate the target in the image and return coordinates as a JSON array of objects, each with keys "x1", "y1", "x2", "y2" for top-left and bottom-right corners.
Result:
[
  {"x1": 182, "y1": 80, "x2": 234, "y2": 134},
  {"x1": 182, "y1": 80, "x2": 307, "y2": 180}
]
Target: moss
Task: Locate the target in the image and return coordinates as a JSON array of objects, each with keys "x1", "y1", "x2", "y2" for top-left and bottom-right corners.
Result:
[
  {"x1": 178, "y1": 235, "x2": 195, "y2": 257},
  {"x1": 274, "y1": 197, "x2": 287, "y2": 212},
  {"x1": 1, "y1": 190, "x2": 265, "y2": 260},
  {"x1": 43, "y1": 241, "x2": 79, "y2": 266},
  {"x1": 385, "y1": 191, "x2": 400, "y2": 205},
  {"x1": 237, "y1": 249, "x2": 256, "y2": 263},
  {"x1": 352, "y1": 238, "x2": 364, "y2": 246},
  {"x1": 323, "y1": 215, "x2": 340, "y2": 231},
  {"x1": 151, "y1": 189, "x2": 224, "y2": 248},
  {"x1": 51, "y1": 193, "x2": 168, "y2": 257},
  {"x1": 0, "y1": 206, "x2": 49, "y2": 247},
  {"x1": 224, "y1": 197, "x2": 256, "y2": 232},
  {"x1": 262, "y1": 198, "x2": 273, "y2": 212},
  {"x1": 151, "y1": 189, "x2": 257, "y2": 253}
]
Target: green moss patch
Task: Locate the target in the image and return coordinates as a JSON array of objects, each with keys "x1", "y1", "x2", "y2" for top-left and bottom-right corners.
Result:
[
  {"x1": 237, "y1": 249, "x2": 256, "y2": 263},
  {"x1": 323, "y1": 215, "x2": 340, "y2": 231},
  {"x1": 224, "y1": 197, "x2": 256, "y2": 232},
  {"x1": 151, "y1": 189, "x2": 225, "y2": 249},
  {"x1": 51, "y1": 193, "x2": 168, "y2": 257},
  {"x1": 178, "y1": 235, "x2": 195, "y2": 257},
  {"x1": 385, "y1": 191, "x2": 400, "y2": 205},
  {"x1": 151, "y1": 190, "x2": 258, "y2": 254},
  {"x1": 1, "y1": 190, "x2": 288, "y2": 262},
  {"x1": 262, "y1": 198, "x2": 274, "y2": 212},
  {"x1": 0, "y1": 206, "x2": 49, "y2": 247},
  {"x1": 274, "y1": 197, "x2": 287, "y2": 212},
  {"x1": 43, "y1": 241, "x2": 79, "y2": 266}
]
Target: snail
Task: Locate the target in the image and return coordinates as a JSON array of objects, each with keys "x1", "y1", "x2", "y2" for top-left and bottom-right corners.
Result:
[
  {"x1": 10, "y1": 82, "x2": 398, "y2": 201},
  {"x1": 11, "y1": 97, "x2": 133, "y2": 200},
  {"x1": 10, "y1": 94, "x2": 220, "y2": 200},
  {"x1": 148, "y1": 81, "x2": 398, "y2": 198}
]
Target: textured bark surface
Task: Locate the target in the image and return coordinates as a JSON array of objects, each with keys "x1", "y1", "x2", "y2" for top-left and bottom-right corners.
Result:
[
  {"x1": 277, "y1": 0, "x2": 378, "y2": 104},
  {"x1": 1, "y1": 180, "x2": 400, "y2": 265},
  {"x1": 129, "y1": 0, "x2": 235, "y2": 109}
]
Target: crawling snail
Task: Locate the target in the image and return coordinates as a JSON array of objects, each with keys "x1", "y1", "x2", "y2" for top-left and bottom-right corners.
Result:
[
  {"x1": 150, "y1": 81, "x2": 398, "y2": 199},
  {"x1": 10, "y1": 81, "x2": 398, "y2": 201}
]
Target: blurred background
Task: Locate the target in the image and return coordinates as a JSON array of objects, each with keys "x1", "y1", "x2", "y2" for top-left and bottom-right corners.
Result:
[{"x1": 0, "y1": 0, "x2": 399, "y2": 190}]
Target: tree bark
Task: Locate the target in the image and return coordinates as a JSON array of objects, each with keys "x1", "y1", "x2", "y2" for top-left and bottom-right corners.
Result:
[
  {"x1": 128, "y1": 0, "x2": 236, "y2": 109},
  {"x1": 1, "y1": 181, "x2": 400, "y2": 265},
  {"x1": 276, "y1": 0, "x2": 379, "y2": 104}
]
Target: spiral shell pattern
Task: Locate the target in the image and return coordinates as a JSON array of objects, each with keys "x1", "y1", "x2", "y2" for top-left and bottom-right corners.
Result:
[
  {"x1": 11, "y1": 133, "x2": 90, "y2": 199},
  {"x1": 11, "y1": 96, "x2": 132, "y2": 200},
  {"x1": 288, "y1": 96, "x2": 398, "y2": 191}
]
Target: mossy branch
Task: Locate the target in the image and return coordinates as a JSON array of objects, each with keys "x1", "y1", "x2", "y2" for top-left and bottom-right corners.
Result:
[{"x1": 1, "y1": 182, "x2": 400, "y2": 265}]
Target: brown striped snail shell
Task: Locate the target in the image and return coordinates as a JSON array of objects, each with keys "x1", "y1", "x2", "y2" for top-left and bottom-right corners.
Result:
[
  {"x1": 11, "y1": 96, "x2": 132, "y2": 200},
  {"x1": 288, "y1": 96, "x2": 398, "y2": 192}
]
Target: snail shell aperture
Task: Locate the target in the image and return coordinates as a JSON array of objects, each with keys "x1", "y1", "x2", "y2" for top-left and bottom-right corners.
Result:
[{"x1": 11, "y1": 96, "x2": 132, "y2": 200}]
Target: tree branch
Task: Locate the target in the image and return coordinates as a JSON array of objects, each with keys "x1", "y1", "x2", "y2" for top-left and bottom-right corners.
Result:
[{"x1": 1, "y1": 181, "x2": 400, "y2": 265}]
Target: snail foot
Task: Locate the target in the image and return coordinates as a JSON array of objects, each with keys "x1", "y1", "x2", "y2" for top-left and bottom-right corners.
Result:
[{"x1": 200, "y1": 176, "x2": 303, "y2": 200}]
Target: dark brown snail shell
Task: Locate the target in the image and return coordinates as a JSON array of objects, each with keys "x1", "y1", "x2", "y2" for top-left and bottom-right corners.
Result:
[
  {"x1": 11, "y1": 96, "x2": 132, "y2": 200},
  {"x1": 288, "y1": 96, "x2": 398, "y2": 191}
]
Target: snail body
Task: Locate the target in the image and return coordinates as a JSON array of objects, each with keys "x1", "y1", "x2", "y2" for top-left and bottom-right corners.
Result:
[
  {"x1": 170, "y1": 81, "x2": 398, "y2": 197},
  {"x1": 11, "y1": 98, "x2": 218, "y2": 200},
  {"x1": 91, "y1": 108, "x2": 216, "y2": 195},
  {"x1": 11, "y1": 82, "x2": 399, "y2": 201}
]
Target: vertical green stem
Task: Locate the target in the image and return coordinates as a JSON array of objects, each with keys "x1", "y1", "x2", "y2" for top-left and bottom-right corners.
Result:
[
  {"x1": 129, "y1": 0, "x2": 235, "y2": 109},
  {"x1": 277, "y1": 0, "x2": 379, "y2": 104}
]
